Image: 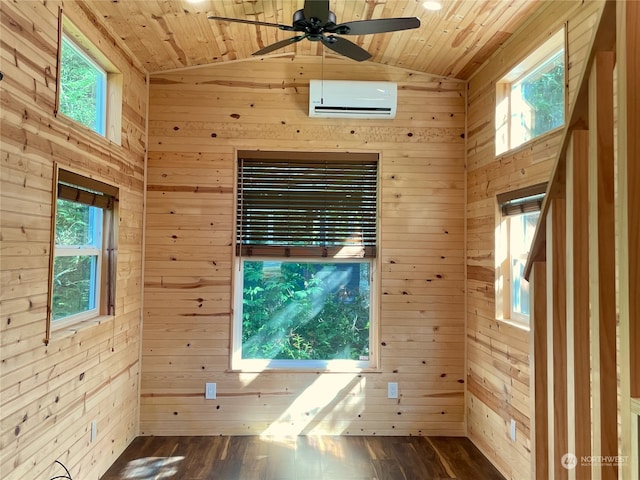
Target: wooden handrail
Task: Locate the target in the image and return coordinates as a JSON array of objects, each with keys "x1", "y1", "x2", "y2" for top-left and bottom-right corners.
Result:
[{"x1": 523, "y1": 0, "x2": 616, "y2": 280}]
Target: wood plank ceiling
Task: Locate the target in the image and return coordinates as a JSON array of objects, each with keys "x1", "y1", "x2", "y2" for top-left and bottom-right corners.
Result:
[{"x1": 88, "y1": 0, "x2": 540, "y2": 79}]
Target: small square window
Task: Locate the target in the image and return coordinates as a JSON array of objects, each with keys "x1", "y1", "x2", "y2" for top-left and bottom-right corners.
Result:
[
  {"x1": 496, "y1": 29, "x2": 565, "y2": 155},
  {"x1": 59, "y1": 34, "x2": 107, "y2": 136},
  {"x1": 56, "y1": 16, "x2": 122, "y2": 144},
  {"x1": 49, "y1": 168, "x2": 118, "y2": 332}
]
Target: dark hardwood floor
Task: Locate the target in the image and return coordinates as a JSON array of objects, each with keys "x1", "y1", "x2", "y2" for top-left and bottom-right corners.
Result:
[{"x1": 100, "y1": 435, "x2": 505, "y2": 480}]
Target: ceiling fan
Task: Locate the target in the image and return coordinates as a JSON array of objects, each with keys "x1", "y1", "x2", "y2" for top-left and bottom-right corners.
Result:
[{"x1": 207, "y1": 0, "x2": 421, "y2": 62}]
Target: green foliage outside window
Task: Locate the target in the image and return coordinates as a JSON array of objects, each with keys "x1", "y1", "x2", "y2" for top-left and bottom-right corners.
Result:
[
  {"x1": 52, "y1": 199, "x2": 101, "y2": 321},
  {"x1": 55, "y1": 198, "x2": 92, "y2": 245},
  {"x1": 520, "y1": 53, "x2": 565, "y2": 137},
  {"x1": 59, "y1": 35, "x2": 106, "y2": 135},
  {"x1": 52, "y1": 255, "x2": 95, "y2": 320},
  {"x1": 497, "y1": 31, "x2": 565, "y2": 155},
  {"x1": 510, "y1": 211, "x2": 540, "y2": 318},
  {"x1": 241, "y1": 261, "x2": 370, "y2": 361}
]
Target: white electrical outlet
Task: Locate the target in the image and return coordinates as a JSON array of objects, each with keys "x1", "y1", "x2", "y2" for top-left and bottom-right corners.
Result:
[
  {"x1": 510, "y1": 418, "x2": 517, "y2": 441},
  {"x1": 205, "y1": 382, "x2": 217, "y2": 400},
  {"x1": 387, "y1": 382, "x2": 398, "y2": 399},
  {"x1": 90, "y1": 420, "x2": 97, "y2": 442}
]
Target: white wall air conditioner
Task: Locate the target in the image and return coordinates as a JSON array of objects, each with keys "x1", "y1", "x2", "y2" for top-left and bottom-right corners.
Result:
[{"x1": 309, "y1": 79, "x2": 397, "y2": 119}]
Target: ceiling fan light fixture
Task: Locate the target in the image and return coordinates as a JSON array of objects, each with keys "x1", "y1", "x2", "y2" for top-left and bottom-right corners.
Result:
[{"x1": 422, "y1": 1, "x2": 443, "y2": 11}]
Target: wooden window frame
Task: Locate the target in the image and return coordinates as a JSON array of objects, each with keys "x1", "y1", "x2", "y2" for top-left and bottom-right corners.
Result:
[
  {"x1": 495, "y1": 28, "x2": 566, "y2": 156},
  {"x1": 46, "y1": 165, "x2": 119, "y2": 343},
  {"x1": 232, "y1": 150, "x2": 380, "y2": 372},
  {"x1": 56, "y1": 11, "x2": 123, "y2": 144},
  {"x1": 495, "y1": 183, "x2": 546, "y2": 327},
  {"x1": 232, "y1": 256, "x2": 378, "y2": 372}
]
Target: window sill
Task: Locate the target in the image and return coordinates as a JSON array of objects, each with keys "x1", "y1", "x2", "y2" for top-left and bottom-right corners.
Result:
[
  {"x1": 495, "y1": 316, "x2": 530, "y2": 332},
  {"x1": 50, "y1": 314, "x2": 114, "y2": 340},
  {"x1": 55, "y1": 111, "x2": 121, "y2": 147},
  {"x1": 228, "y1": 368, "x2": 383, "y2": 374},
  {"x1": 230, "y1": 359, "x2": 380, "y2": 374},
  {"x1": 495, "y1": 125, "x2": 565, "y2": 160}
]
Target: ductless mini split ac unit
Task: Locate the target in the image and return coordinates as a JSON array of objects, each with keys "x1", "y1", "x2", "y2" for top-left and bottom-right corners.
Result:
[{"x1": 308, "y1": 79, "x2": 397, "y2": 119}]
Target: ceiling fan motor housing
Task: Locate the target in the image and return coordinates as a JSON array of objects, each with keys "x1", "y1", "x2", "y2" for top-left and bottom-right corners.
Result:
[{"x1": 292, "y1": 8, "x2": 337, "y2": 32}]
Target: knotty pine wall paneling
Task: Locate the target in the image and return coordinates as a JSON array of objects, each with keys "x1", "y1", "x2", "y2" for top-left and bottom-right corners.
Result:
[
  {"x1": 0, "y1": 2, "x2": 147, "y2": 479},
  {"x1": 465, "y1": 1, "x2": 604, "y2": 478},
  {"x1": 144, "y1": 56, "x2": 467, "y2": 437}
]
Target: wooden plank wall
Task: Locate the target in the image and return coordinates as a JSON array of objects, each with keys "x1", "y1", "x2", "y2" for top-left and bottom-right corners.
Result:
[
  {"x1": 0, "y1": 2, "x2": 147, "y2": 480},
  {"x1": 465, "y1": 1, "x2": 603, "y2": 477},
  {"x1": 143, "y1": 56, "x2": 467, "y2": 437}
]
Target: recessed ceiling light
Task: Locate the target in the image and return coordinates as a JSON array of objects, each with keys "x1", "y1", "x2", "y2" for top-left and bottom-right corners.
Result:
[{"x1": 422, "y1": 1, "x2": 443, "y2": 11}]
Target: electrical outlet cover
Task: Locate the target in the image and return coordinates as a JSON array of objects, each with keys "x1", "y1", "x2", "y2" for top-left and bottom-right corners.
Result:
[
  {"x1": 205, "y1": 382, "x2": 217, "y2": 400},
  {"x1": 387, "y1": 382, "x2": 398, "y2": 399}
]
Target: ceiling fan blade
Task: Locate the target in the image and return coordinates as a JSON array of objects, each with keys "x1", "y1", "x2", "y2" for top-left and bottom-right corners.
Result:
[
  {"x1": 207, "y1": 15, "x2": 294, "y2": 31},
  {"x1": 253, "y1": 36, "x2": 306, "y2": 56},
  {"x1": 321, "y1": 36, "x2": 371, "y2": 62},
  {"x1": 304, "y1": 0, "x2": 330, "y2": 24},
  {"x1": 332, "y1": 17, "x2": 420, "y2": 35}
]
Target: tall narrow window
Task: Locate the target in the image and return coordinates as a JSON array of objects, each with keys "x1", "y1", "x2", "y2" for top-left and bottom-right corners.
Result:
[
  {"x1": 496, "y1": 184, "x2": 546, "y2": 324},
  {"x1": 496, "y1": 29, "x2": 565, "y2": 155},
  {"x1": 50, "y1": 168, "x2": 118, "y2": 330},
  {"x1": 234, "y1": 151, "x2": 378, "y2": 370},
  {"x1": 508, "y1": 210, "x2": 539, "y2": 318}
]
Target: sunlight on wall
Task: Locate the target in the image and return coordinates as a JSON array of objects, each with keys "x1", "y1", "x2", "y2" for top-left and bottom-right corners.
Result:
[
  {"x1": 238, "y1": 372, "x2": 261, "y2": 387},
  {"x1": 495, "y1": 94, "x2": 510, "y2": 155},
  {"x1": 260, "y1": 374, "x2": 365, "y2": 437}
]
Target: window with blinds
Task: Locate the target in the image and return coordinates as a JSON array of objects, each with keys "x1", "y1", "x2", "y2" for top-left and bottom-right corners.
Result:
[
  {"x1": 497, "y1": 182, "x2": 546, "y2": 216},
  {"x1": 495, "y1": 183, "x2": 546, "y2": 324},
  {"x1": 233, "y1": 151, "x2": 379, "y2": 370},
  {"x1": 48, "y1": 167, "x2": 118, "y2": 336},
  {"x1": 57, "y1": 169, "x2": 118, "y2": 208},
  {"x1": 236, "y1": 151, "x2": 378, "y2": 258}
]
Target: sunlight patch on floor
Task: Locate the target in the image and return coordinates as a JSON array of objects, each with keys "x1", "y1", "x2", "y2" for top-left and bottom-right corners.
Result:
[{"x1": 120, "y1": 456, "x2": 184, "y2": 479}]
